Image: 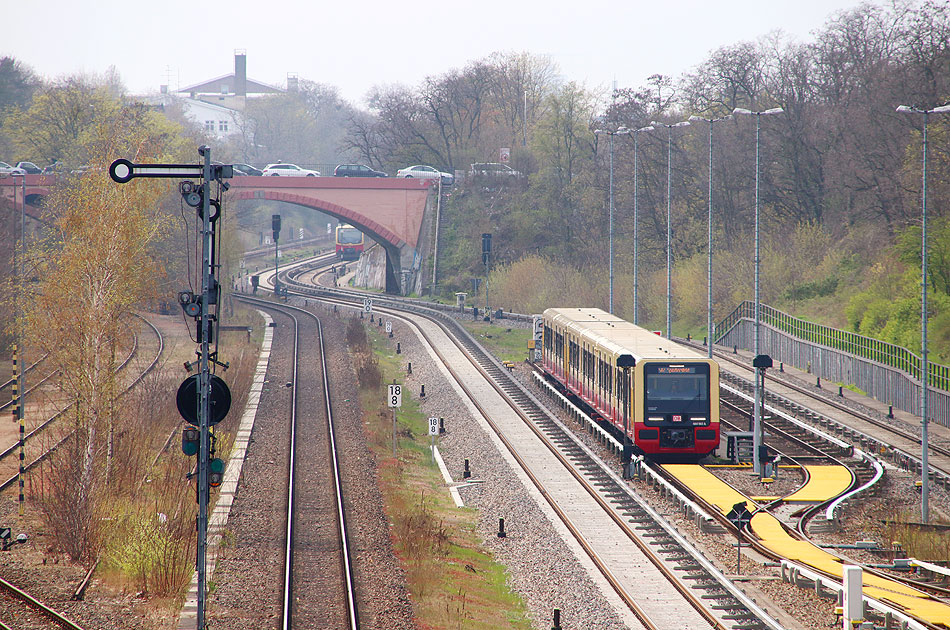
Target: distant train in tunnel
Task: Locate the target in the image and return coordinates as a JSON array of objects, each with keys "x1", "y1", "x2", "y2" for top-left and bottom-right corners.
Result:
[
  {"x1": 335, "y1": 224, "x2": 364, "y2": 260},
  {"x1": 541, "y1": 308, "x2": 720, "y2": 460}
]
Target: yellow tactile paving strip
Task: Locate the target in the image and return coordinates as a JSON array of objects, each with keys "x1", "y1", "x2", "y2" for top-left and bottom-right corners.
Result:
[
  {"x1": 662, "y1": 464, "x2": 950, "y2": 628},
  {"x1": 784, "y1": 465, "x2": 854, "y2": 502}
]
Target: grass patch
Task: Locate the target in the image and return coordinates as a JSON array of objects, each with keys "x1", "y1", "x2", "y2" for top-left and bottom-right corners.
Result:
[
  {"x1": 350, "y1": 318, "x2": 532, "y2": 629},
  {"x1": 458, "y1": 320, "x2": 532, "y2": 364},
  {"x1": 884, "y1": 512, "x2": 950, "y2": 563},
  {"x1": 840, "y1": 382, "x2": 868, "y2": 396}
]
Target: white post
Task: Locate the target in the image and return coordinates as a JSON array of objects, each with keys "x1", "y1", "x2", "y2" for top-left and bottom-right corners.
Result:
[{"x1": 843, "y1": 565, "x2": 863, "y2": 629}]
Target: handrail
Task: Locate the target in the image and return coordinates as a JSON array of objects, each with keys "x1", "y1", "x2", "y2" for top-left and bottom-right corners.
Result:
[{"x1": 717, "y1": 301, "x2": 950, "y2": 392}]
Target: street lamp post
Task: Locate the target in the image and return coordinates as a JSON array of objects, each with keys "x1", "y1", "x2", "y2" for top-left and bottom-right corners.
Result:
[
  {"x1": 649, "y1": 119, "x2": 690, "y2": 339},
  {"x1": 689, "y1": 114, "x2": 732, "y2": 358},
  {"x1": 896, "y1": 102, "x2": 950, "y2": 523},
  {"x1": 594, "y1": 126, "x2": 631, "y2": 313},
  {"x1": 623, "y1": 125, "x2": 654, "y2": 326},
  {"x1": 733, "y1": 106, "x2": 784, "y2": 475}
]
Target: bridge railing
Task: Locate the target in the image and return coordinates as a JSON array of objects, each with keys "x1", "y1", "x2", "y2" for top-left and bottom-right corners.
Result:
[{"x1": 715, "y1": 300, "x2": 949, "y2": 427}]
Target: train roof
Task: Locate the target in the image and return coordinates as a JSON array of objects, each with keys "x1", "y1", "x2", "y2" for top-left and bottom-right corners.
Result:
[{"x1": 543, "y1": 307, "x2": 710, "y2": 363}]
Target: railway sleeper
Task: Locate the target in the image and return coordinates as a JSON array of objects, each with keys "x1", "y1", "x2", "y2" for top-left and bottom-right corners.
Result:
[
  {"x1": 624, "y1": 513, "x2": 653, "y2": 523},
  {"x1": 699, "y1": 516, "x2": 727, "y2": 533},
  {"x1": 681, "y1": 572, "x2": 712, "y2": 581},
  {"x1": 666, "y1": 553, "x2": 695, "y2": 561},
  {"x1": 723, "y1": 612, "x2": 759, "y2": 620}
]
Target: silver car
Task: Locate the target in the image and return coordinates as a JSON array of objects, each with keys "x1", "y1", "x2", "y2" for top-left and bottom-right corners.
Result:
[
  {"x1": 0, "y1": 161, "x2": 26, "y2": 176},
  {"x1": 396, "y1": 164, "x2": 454, "y2": 185},
  {"x1": 261, "y1": 163, "x2": 320, "y2": 177}
]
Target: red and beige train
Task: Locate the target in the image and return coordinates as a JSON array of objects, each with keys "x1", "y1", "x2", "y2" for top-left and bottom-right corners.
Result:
[{"x1": 541, "y1": 307, "x2": 720, "y2": 459}]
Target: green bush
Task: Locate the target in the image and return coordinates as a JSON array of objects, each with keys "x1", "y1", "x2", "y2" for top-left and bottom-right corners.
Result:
[{"x1": 782, "y1": 277, "x2": 838, "y2": 301}]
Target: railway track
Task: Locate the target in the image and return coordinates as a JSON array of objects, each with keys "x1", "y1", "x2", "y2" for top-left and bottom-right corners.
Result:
[
  {"x1": 254, "y1": 254, "x2": 950, "y2": 628},
  {"x1": 699, "y1": 342, "x2": 950, "y2": 487},
  {"x1": 0, "y1": 576, "x2": 86, "y2": 630},
  {"x1": 0, "y1": 313, "x2": 166, "y2": 629},
  {"x1": 270, "y1": 270, "x2": 782, "y2": 629},
  {"x1": 233, "y1": 296, "x2": 359, "y2": 630},
  {"x1": 0, "y1": 313, "x2": 164, "y2": 492}
]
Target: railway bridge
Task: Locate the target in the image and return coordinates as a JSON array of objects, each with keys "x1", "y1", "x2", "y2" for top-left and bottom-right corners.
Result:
[
  {"x1": 227, "y1": 176, "x2": 437, "y2": 295},
  {"x1": 0, "y1": 174, "x2": 439, "y2": 295}
]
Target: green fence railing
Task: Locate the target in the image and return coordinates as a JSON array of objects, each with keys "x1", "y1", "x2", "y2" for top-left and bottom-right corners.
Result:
[{"x1": 717, "y1": 301, "x2": 950, "y2": 392}]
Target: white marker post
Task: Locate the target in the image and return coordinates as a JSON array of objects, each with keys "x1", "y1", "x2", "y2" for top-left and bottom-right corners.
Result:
[
  {"x1": 388, "y1": 383, "x2": 402, "y2": 458},
  {"x1": 428, "y1": 417, "x2": 439, "y2": 461}
]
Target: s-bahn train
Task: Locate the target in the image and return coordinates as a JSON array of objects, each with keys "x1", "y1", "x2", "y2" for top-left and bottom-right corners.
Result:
[
  {"x1": 335, "y1": 224, "x2": 364, "y2": 260},
  {"x1": 541, "y1": 308, "x2": 720, "y2": 459}
]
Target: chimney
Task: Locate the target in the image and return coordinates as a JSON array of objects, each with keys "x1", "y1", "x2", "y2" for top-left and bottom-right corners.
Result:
[
  {"x1": 234, "y1": 49, "x2": 247, "y2": 96},
  {"x1": 287, "y1": 73, "x2": 298, "y2": 92}
]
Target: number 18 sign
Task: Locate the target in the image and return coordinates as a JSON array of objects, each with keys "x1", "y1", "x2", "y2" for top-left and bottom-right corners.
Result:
[{"x1": 388, "y1": 384, "x2": 402, "y2": 408}]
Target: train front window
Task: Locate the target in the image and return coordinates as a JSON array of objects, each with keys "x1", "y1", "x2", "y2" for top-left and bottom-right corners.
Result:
[
  {"x1": 644, "y1": 363, "x2": 710, "y2": 421},
  {"x1": 338, "y1": 228, "x2": 362, "y2": 244}
]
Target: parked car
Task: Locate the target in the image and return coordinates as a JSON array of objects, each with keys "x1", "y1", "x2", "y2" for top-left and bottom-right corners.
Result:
[
  {"x1": 333, "y1": 164, "x2": 388, "y2": 178},
  {"x1": 0, "y1": 161, "x2": 26, "y2": 176},
  {"x1": 262, "y1": 163, "x2": 320, "y2": 177},
  {"x1": 232, "y1": 163, "x2": 263, "y2": 176},
  {"x1": 14, "y1": 161, "x2": 42, "y2": 174},
  {"x1": 395, "y1": 164, "x2": 454, "y2": 185},
  {"x1": 469, "y1": 162, "x2": 522, "y2": 178}
]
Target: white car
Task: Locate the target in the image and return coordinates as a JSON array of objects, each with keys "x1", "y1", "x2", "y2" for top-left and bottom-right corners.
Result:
[
  {"x1": 396, "y1": 164, "x2": 454, "y2": 185},
  {"x1": 0, "y1": 161, "x2": 26, "y2": 176},
  {"x1": 261, "y1": 163, "x2": 320, "y2": 177}
]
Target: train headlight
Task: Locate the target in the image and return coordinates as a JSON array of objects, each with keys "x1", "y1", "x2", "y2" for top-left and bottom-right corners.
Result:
[{"x1": 692, "y1": 416, "x2": 707, "y2": 425}]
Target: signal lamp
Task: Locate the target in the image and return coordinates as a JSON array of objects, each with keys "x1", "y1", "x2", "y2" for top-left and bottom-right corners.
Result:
[
  {"x1": 209, "y1": 458, "x2": 225, "y2": 488},
  {"x1": 182, "y1": 427, "x2": 199, "y2": 457}
]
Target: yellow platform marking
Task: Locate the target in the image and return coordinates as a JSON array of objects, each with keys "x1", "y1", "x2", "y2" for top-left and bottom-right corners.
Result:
[
  {"x1": 660, "y1": 464, "x2": 950, "y2": 627},
  {"x1": 784, "y1": 465, "x2": 853, "y2": 503}
]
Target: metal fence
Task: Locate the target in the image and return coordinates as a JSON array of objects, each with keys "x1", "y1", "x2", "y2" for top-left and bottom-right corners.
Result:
[{"x1": 715, "y1": 301, "x2": 949, "y2": 428}]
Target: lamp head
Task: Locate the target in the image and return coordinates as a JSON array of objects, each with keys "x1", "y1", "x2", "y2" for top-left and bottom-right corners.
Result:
[
  {"x1": 673, "y1": 121, "x2": 690, "y2": 127},
  {"x1": 638, "y1": 125, "x2": 654, "y2": 132},
  {"x1": 896, "y1": 105, "x2": 913, "y2": 113},
  {"x1": 932, "y1": 104, "x2": 950, "y2": 114},
  {"x1": 594, "y1": 129, "x2": 606, "y2": 135},
  {"x1": 762, "y1": 107, "x2": 785, "y2": 115},
  {"x1": 649, "y1": 121, "x2": 662, "y2": 127},
  {"x1": 733, "y1": 107, "x2": 752, "y2": 115},
  {"x1": 688, "y1": 115, "x2": 702, "y2": 122}
]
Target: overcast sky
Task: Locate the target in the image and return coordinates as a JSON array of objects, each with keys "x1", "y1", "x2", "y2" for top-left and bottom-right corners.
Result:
[{"x1": 4, "y1": 0, "x2": 868, "y2": 108}]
